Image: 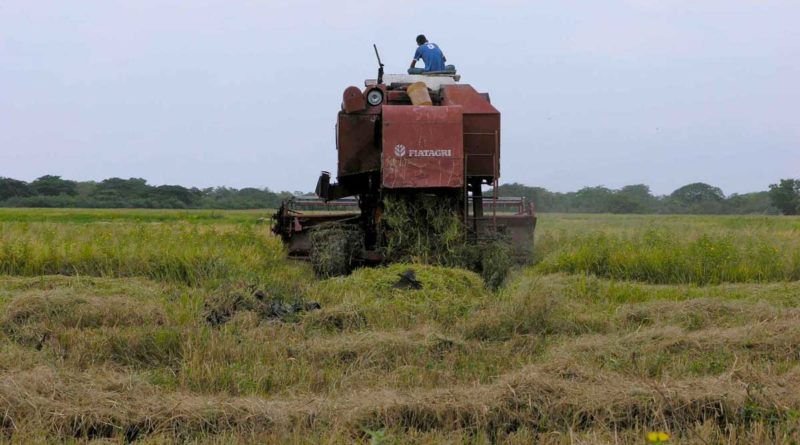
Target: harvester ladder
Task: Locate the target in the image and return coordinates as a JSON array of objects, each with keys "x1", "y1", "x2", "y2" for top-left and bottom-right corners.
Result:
[{"x1": 463, "y1": 130, "x2": 500, "y2": 231}]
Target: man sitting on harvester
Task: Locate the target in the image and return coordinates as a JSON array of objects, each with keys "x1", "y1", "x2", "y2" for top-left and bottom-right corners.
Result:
[{"x1": 408, "y1": 34, "x2": 456, "y2": 74}]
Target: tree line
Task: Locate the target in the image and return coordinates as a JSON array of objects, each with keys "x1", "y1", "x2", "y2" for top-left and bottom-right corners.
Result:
[
  {"x1": 1, "y1": 175, "x2": 799, "y2": 214},
  {"x1": 498, "y1": 180, "x2": 800, "y2": 215},
  {"x1": 0, "y1": 176, "x2": 294, "y2": 209}
]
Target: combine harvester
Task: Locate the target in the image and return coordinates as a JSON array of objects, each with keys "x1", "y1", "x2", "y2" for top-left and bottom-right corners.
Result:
[{"x1": 273, "y1": 46, "x2": 536, "y2": 276}]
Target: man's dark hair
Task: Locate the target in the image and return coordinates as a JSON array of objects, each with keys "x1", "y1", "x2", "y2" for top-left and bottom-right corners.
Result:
[{"x1": 416, "y1": 34, "x2": 427, "y2": 45}]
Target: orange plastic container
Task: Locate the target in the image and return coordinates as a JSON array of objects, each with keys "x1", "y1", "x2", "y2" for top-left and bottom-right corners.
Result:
[{"x1": 406, "y1": 82, "x2": 433, "y2": 106}]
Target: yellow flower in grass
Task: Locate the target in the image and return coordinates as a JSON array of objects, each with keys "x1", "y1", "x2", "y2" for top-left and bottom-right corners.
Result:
[{"x1": 646, "y1": 431, "x2": 670, "y2": 443}]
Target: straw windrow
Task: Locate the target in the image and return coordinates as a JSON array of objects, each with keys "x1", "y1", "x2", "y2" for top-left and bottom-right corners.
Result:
[{"x1": 1, "y1": 209, "x2": 800, "y2": 442}]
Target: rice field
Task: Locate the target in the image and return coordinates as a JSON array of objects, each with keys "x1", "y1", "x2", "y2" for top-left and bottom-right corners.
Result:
[{"x1": 1, "y1": 209, "x2": 799, "y2": 443}]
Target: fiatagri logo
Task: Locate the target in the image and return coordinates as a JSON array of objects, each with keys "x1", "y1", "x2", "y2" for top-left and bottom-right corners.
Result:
[{"x1": 394, "y1": 144, "x2": 452, "y2": 158}]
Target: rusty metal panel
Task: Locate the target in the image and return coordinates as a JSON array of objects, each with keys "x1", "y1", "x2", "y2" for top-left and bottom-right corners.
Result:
[
  {"x1": 337, "y1": 112, "x2": 380, "y2": 177},
  {"x1": 440, "y1": 85, "x2": 499, "y2": 114},
  {"x1": 464, "y1": 114, "x2": 500, "y2": 177},
  {"x1": 342, "y1": 86, "x2": 366, "y2": 113},
  {"x1": 441, "y1": 85, "x2": 500, "y2": 179},
  {"x1": 381, "y1": 105, "x2": 464, "y2": 189},
  {"x1": 386, "y1": 90, "x2": 411, "y2": 104}
]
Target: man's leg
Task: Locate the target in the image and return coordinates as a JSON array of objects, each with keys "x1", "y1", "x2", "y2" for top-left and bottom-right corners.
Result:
[{"x1": 407, "y1": 67, "x2": 425, "y2": 74}]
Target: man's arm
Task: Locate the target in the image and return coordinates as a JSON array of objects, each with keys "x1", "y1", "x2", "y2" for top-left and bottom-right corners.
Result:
[{"x1": 410, "y1": 47, "x2": 422, "y2": 69}]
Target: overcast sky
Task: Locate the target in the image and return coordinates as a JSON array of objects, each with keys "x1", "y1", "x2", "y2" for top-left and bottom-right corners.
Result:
[{"x1": 1, "y1": 0, "x2": 798, "y2": 195}]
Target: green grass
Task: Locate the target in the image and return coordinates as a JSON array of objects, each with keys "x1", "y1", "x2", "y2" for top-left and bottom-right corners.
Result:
[
  {"x1": 0, "y1": 220, "x2": 303, "y2": 289},
  {"x1": 1, "y1": 209, "x2": 800, "y2": 443},
  {"x1": 0, "y1": 207, "x2": 272, "y2": 224},
  {"x1": 534, "y1": 213, "x2": 800, "y2": 284}
]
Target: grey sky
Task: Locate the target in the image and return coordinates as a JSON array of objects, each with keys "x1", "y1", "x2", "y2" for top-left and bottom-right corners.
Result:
[{"x1": 1, "y1": 0, "x2": 798, "y2": 195}]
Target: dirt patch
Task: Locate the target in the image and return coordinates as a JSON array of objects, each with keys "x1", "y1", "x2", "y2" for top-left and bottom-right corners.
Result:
[{"x1": 204, "y1": 288, "x2": 320, "y2": 327}]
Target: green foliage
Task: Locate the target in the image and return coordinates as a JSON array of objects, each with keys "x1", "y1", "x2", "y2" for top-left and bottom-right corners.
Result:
[
  {"x1": 665, "y1": 182, "x2": 726, "y2": 214},
  {"x1": 669, "y1": 182, "x2": 724, "y2": 204},
  {"x1": 498, "y1": 182, "x2": 776, "y2": 215},
  {"x1": 0, "y1": 177, "x2": 34, "y2": 200},
  {"x1": 768, "y1": 179, "x2": 800, "y2": 215},
  {"x1": 30, "y1": 175, "x2": 78, "y2": 197},
  {"x1": 0, "y1": 175, "x2": 785, "y2": 215},
  {"x1": 90, "y1": 177, "x2": 151, "y2": 201},
  {"x1": 725, "y1": 191, "x2": 776, "y2": 214},
  {"x1": 0, "y1": 176, "x2": 293, "y2": 209}
]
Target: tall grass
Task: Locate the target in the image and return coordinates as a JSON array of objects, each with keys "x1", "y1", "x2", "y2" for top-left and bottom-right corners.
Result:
[
  {"x1": 534, "y1": 214, "x2": 800, "y2": 284},
  {"x1": 0, "y1": 221, "x2": 290, "y2": 286},
  {"x1": 0, "y1": 207, "x2": 269, "y2": 224}
]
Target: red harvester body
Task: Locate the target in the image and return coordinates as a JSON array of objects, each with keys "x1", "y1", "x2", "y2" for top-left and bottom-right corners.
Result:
[{"x1": 273, "y1": 71, "x2": 536, "y2": 272}]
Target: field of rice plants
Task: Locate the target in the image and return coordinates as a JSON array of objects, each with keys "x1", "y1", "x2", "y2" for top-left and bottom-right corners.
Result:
[{"x1": 1, "y1": 209, "x2": 799, "y2": 444}]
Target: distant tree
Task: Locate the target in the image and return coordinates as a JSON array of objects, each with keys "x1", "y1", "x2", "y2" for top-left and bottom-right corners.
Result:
[
  {"x1": 768, "y1": 179, "x2": 800, "y2": 215},
  {"x1": 572, "y1": 186, "x2": 615, "y2": 213},
  {"x1": 0, "y1": 177, "x2": 34, "y2": 200},
  {"x1": 30, "y1": 175, "x2": 78, "y2": 196},
  {"x1": 607, "y1": 194, "x2": 640, "y2": 213},
  {"x1": 75, "y1": 181, "x2": 97, "y2": 197},
  {"x1": 667, "y1": 182, "x2": 725, "y2": 214},
  {"x1": 726, "y1": 192, "x2": 777, "y2": 215},
  {"x1": 670, "y1": 182, "x2": 724, "y2": 203},
  {"x1": 497, "y1": 183, "x2": 555, "y2": 211},
  {"x1": 155, "y1": 185, "x2": 202, "y2": 206},
  {"x1": 91, "y1": 177, "x2": 150, "y2": 200},
  {"x1": 0, "y1": 173, "x2": 789, "y2": 214},
  {"x1": 615, "y1": 184, "x2": 657, "y2": 213}
]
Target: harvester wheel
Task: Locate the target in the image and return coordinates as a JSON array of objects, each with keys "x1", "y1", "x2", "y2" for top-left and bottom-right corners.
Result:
[{"x1": 309, "y1": 224, "x2": 364, "y2": 278}]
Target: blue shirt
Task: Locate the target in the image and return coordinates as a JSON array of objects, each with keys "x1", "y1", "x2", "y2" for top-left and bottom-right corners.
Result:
[{"x1": 414, "y1": 42, "x2": 446, "y2": 72}]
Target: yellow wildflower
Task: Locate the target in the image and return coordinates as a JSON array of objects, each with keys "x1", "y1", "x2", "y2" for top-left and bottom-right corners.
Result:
[{"x1": 646, "y1": 431, "x2": 670, "y2": 442}]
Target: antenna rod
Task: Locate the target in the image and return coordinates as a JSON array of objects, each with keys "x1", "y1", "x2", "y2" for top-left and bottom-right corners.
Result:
[
  {"x1": 373, "y1": 44, "x2": 385, "y2": 85},
  {"x1": 373, "y1": 44, "x2": 383, "y2": 66}
]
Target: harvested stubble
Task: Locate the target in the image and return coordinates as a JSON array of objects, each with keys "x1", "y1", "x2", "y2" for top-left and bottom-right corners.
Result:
[
  {"x1": 2, "y1": 210, "x2": 800, "y2": 443},
  {"x1": 3, "y1": 362, "x2": 800, "y2": 443},
  {"x1": 2, "y1": 292, "x2": 166, "y2": 344}
]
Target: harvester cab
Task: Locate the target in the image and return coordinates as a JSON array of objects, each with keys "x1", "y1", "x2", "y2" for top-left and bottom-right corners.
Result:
[{"x1": 273, "y1": 45, "x2": 536, "y2": 276}]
